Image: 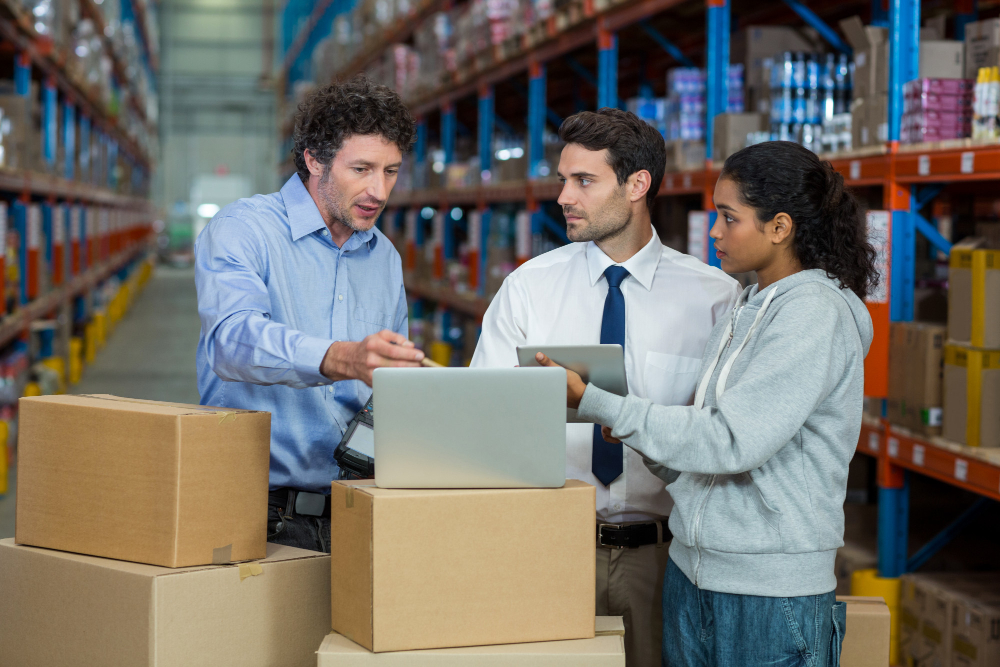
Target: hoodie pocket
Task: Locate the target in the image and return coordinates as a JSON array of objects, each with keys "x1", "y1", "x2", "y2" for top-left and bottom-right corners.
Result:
[{"x1": 699, "y1": 472, "x2": 783, "y2": 553}]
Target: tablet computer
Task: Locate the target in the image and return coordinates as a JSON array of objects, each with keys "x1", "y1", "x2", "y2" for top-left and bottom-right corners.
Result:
[{"x1": 516, "y1": 344, "x2": 628, "y2": 423}]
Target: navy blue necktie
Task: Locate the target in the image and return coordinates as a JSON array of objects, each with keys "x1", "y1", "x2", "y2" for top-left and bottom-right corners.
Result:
[{"x1": 592, "y1": 265, "x2": 630, "y2": 486}]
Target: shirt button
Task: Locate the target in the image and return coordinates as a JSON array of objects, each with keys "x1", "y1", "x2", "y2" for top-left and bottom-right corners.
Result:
[
  {"x1": 338, "y1": 294, "x2": 343, "y2": 301},
  {"x1": 328, "y1": 387, "x2": 333, "y2": 393}
]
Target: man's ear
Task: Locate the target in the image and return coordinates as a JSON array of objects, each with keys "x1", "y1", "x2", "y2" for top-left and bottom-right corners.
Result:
[
  {"x1": 629, "y1": 170, "x2": 652, "y2": 203},
  {"x1": 770, "y1": 212, "x2": 794, "y2": 245},
  {"x1": 304, "y1": 149, "x2": 325, "y2": 177}
]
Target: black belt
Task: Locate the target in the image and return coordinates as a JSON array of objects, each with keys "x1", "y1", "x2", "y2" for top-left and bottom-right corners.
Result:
[
  {"x1": 597, "y1": 520, "x2": 671, "y2": 549},
  {"x1": 268, "y1": 489, "x2": 331, "y2": 518}
]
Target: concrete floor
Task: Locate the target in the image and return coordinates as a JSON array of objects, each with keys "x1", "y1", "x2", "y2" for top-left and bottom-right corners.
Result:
[{"x1": 0, "y1": 265, "x2": 201, "y2": 538}]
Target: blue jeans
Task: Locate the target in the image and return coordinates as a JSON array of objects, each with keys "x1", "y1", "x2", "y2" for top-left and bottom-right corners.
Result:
[{"x1": 662, "y1": 558, "x2": 846, "y2": 667}]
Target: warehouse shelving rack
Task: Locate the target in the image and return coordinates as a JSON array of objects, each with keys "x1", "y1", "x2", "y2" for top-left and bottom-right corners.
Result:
[
  {"x1": 0, "y1": 0, "x2": 157, "y2": 459},
  {"x1": 284, "y1": 0, "x2": 999, "y2": 580}
]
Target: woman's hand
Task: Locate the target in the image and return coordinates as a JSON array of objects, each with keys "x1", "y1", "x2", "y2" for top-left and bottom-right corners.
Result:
[
  {"x1": 535, "y1": 352, "x2": 586, "y2": 409},
  {"x1": 601, "y1": 425, "x2": 622, "y2": 444}
]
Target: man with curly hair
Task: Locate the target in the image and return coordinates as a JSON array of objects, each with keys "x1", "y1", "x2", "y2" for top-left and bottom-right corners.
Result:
[{"x1": 195, "y1": 76, "x2": 424, "y2": 552}]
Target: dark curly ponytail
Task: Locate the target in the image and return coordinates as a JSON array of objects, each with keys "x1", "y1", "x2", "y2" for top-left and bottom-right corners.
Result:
[{"x1": 720, "y1": 141, "x2": 879, "y2": 299}]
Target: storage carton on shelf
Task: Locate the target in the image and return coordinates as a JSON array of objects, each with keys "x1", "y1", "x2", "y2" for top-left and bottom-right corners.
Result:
[
  {"x1": 948, "y1": 247, "x2": 1000, "y2": 349},
  {"x1": 329, "y1": 479, "x2": 596, "y2": 652},
  {"x1": 711, "y1": 113, "x2": 768, "y2": 162},
  {"x1": 887, "y1": 321, "x2": 946, "y2": 437},
  {"x1": 0, "y1": 540, "x2": 330, "y2": 667},
  {"x1": 920, "y1": 41, "x2": 966, "y2": 80},
  {"x1": 942, "y1": 344, "x2": 1000, "y2": 448},
  {"x1": 317, "y1": 616, "x2": 627, "y2": 666},
  {"x1": 965, "y1": 18, "x2": 1000, "y2": 79},
  {"x1": 16, "y1": 394, "x2": 271, "y2": 567}
]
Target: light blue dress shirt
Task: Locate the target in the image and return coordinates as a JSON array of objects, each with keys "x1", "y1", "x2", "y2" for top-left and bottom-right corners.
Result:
[{"x1": 196, "y1": 175, "x2": 408, "y2": 492}]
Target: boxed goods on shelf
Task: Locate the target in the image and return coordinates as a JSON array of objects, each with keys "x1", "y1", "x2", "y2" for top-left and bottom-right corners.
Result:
[
  {"x1": 943, "y1": 344, "x2": 1000, "y2": 447},
  {"x1": 712, "y1": 112, "x2": 767, "y2": 162},
  {"x1": 951, "y1": 594, "x2": 1000, "y2": 667},
  {"x1": 665, "y1": 65, "x2": 743, "y2": 142},
  {"x1": 16, "y1": 395, "x2": 271, "y2": 567},
  {"x1": 732, "y1": 25, "x2": 821, "y2": 113},
  {"x1": 317, "y1": 617, "x2": 626, "y2": 666},
  {"x1": 920, "y1": 41, "x2": 966, "y2": 80},
  {"x1": 0, "y1": 540, "x2": 331, "y2": 667},
  {"x1": 664, "y1": 139, "x2": 704, "y2": 172},
  {"x1": 765, "y1": 51, "x2": 852, "y2": 152},
  {"x1": 965, "y1": 18, "x2": 1000, "y2": 79},
  {"x1": 948, "y1": 246, "x2": 1000, "y2": 349},
  {"x1": 329, "y1": 479, "x2": 595, "y2": 652},
  {"x1": 899, "y1": 573, "x2": 1000, "y2": 667},
  {"x1": 840, "y1": 16, "x2": 888, "y2": 102},
  {"x1": 887, "y1": 322, "x2": 946, "y2": 437},
  {"x1": 903, "y1": 78, "x2": 973, "y2": 143}
]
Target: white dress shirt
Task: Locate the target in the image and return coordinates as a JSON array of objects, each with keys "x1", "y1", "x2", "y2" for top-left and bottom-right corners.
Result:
[{"x1": 471, "y1": 231, "x2": 740, "y2": 522}]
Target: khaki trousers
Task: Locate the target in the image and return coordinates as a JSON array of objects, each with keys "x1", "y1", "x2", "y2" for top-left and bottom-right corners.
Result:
[{"x1": 595, "y1": 530, "x2": 671, "y2": 667}]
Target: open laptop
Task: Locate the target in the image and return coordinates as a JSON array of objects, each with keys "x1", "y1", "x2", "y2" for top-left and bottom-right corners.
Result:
[{"x1": 372, "y1": 367, "x2": 567, "y2": 489}]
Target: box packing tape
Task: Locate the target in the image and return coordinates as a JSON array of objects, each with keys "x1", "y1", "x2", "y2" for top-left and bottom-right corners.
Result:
[
  {"x1": 950, "y1": 248, "x2": 999, "y2": 348},
  {"x1": 945, "y1": 345, "x2": 1000, "y2": 447}
]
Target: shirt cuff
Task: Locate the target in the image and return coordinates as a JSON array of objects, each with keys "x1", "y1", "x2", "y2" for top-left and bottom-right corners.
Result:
[
  {"x1": 295, "y1": 335, "x2": 335, "y2": 386},
  {"x1": 577, "y1": 383, "x2": 626, "y2": 427}
]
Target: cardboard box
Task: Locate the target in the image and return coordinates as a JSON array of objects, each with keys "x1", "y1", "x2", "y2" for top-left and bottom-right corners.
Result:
[
  {"x1": 316, "y1": 616, "x2": 626, "y2": 666},
  {"x1": 839, "y1": 596, "x2": 891, "y2": 667},
  {"x1": 16, "y1": 394, "x2": 270, "y2": 567},
  {"x1": 732, "y1": 25, "x2": 820, "y2": 91},
  {"x1": 948, "y1": 248, "x2": 1000, "y2": 349},
  {"x1": 665, "y1": 139, "x2": 705, "y2": 172},
  {"x1": 965, "y1": 18, "x2": 1000, "y2": 79},
  {"x1": 0, "y1": 539, "x2": 331, "y2": 667},
  {"x1": 951, "y1": 594, "x2": 1000, "y2": 667},
  {"x1": 711, "y1": 113, "x2": 767, "y2": 162},
  {"x1": 921, "y1": 41, "x2": 966, "y2": 80},
  {"x1": 329, "y1": 479, "x2": 595, "y2": 652},
  {"x1": 943, "y1": 344, "x2": 1000, "y2": 447},
  {"x1": 887, "y1": 322, "x2": 946, "y2": 436},
  {"x1": 840, "y1": 17, "x2": 889, "y2": 99}
]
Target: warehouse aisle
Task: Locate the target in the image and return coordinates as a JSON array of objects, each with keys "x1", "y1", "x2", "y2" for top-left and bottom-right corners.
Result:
[
  {"x1": 0, "y1": 264, "x2": 202, "y2": 538},
  {"x1": 71, "y1": 265, "x2": 202, "y2": 404}
]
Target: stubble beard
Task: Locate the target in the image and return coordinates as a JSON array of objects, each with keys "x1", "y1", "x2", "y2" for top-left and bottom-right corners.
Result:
[
  {"x1": 317, "y1": 166, "x2": 383, "y2": 233},
  {"x1": 564, "y1": 186, "x2": 632, "y2": 244}
]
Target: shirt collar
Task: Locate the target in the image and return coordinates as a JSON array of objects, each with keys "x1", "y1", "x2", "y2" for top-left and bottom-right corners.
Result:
[
  {"x1": 586, "y1": 228, "x2": 662, "y2": 291},
  {"x1": 279, "y1": 174, "x2": 377, "y2": 250}
]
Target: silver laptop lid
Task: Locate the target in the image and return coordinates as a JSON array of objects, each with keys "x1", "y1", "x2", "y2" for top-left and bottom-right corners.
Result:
[{"x1": 372, "y1": 367, "x2": 567, "y2": 489}]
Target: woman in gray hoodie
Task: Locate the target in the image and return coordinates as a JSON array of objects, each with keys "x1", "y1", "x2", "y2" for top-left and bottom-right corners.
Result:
[{"x1": 538, "y1": 141, "x2": 878, "y2": 666}]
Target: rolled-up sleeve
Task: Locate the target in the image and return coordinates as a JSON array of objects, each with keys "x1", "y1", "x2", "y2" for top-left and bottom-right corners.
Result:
[{"x1": 195, "y1": 212, "x2": 334, "y2": 388}]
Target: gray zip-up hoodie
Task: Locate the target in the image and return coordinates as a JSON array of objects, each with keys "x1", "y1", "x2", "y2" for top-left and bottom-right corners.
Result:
[{"x1": 577, "y1": 269, "x2": 873, "y2": 597}]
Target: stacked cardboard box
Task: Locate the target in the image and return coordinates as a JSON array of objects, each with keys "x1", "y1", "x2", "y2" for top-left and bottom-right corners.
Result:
[
  {"x1": 900, "y1": 572, "x2": 1000, "y2": 667},
  {"x1": 841, "y1": 16, "x2": 888, "y2": 149},
  {"x1": 944, "y1": 246, "x2": 1000, "y2": 447},
  {"x1": 965, "y1": 19, "x2": 1000, "y2": 79},
  {"x1": 887, "y1": 322, "x2": 947, "y2": 437},
  {"x1": 711, "y1": 113, "x2": 768, "y2": 162},
  {"x1": 731, "y1": 25, "x2": 820, "y2": 115}
]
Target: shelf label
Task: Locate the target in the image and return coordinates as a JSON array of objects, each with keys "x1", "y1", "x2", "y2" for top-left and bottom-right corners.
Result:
[
  {"x1": 850, "y1": 160, "x2": 861, "y2": 180},
  {"x1": 0, "y1": 203, "x2": 6, "y2": 256},
  {"x1": 515, "y1": 210, "x2": 531, "y2": 259},
  {"x1": 955, "y1": 459, "x2": 968, "y2": 482},
  {"x1": 888, "y1": 437, "x2": 899, "y2": 457},
  {"x1": 912, "y1": 444, "x2": 925, "y2": 466},
  {"x1": 53, "y1": 207, "x2": 64, "y2": 244},
  {"x1": 70, "y1": 207, "x2": 81, "y2": 241},
  {"x1": 682, "y1": 174, "x2": 692, "y2": 189},
  {"x1": 918, "y1": 155, "x2": 930, "y2": 176},
  {"x1": 868, "y1": 431, "x2": 879, "y2": 453},
  {"x1": 961, "y1": 152, "x2": 975, "y2": 174},
  {"x1": 28, "y1": 206, "x2": 40, "y2": 250},
  {"x1": 665, "y1": 175, "x2": 674, "y2": 189}
]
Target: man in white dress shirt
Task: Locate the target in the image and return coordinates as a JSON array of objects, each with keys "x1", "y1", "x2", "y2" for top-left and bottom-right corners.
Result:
[{"x1": 471, "y1": 109, "x2": 739, "y2": 667}]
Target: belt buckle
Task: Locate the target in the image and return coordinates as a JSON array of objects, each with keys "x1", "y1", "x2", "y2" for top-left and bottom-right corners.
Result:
[
  {"x1": 597, "y1": 523, "x2": 625, "y2": 549},
  {"x1": 295, "y1": 491, "x2": 326, "y2": 517}
]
